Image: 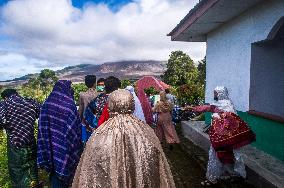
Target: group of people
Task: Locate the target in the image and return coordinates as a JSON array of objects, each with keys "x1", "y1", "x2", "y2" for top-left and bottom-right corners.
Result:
[
  {"x1": 0, "y1": 74, "x2": 256, "y2": 188},
  {"x1": 0, "y1": 75, "x2": 180, "y2": 188}
]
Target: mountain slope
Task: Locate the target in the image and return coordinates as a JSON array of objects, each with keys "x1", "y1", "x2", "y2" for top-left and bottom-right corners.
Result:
[{"x1": 0, "y1": 60, "x2": 167, "y2": 86}]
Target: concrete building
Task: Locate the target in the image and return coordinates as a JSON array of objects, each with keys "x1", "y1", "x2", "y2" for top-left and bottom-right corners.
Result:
[
  {"x1": 169, "y1": 0, "x2": 284, "y2": 187},
  {"x1": 169, "y1": 0, "x2": 284, "y2": 161}
]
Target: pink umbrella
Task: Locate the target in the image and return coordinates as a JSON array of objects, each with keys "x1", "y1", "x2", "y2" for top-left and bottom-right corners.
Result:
[{"x1": 136, "y1": 76, "x2": 170, "y2": 125}]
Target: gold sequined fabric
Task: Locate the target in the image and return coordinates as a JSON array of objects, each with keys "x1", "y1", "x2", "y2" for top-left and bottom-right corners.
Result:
[
  {"x1": 72, "y1": 90, "x2": 175, "y2": 188},
  {"x1": 108, "y1": 89, "x2": 135, "y2": 117}
]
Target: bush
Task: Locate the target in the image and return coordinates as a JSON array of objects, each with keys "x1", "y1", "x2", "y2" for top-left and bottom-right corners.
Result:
[
  {"x1": 162, "y1": 51, "x2": 206, "y2": 106},
  {"x1": 72, "y1": 83, "x2": 88, "y2": 105},
  {"x1": 174, "y1": 83, "x2": 204, "y2": 106},
  {"x1": 144, "y1": 87, "x2": 159, "y2": 96},
  {"x1": 0, "y1": 124, "x2": 49, "y2": 187},
  {"x1": 121, "y1": 79, "x2": 132, "y2": 89},
  {"x1": 19, "y1": 69, "x2": 58, "y2": 103}
]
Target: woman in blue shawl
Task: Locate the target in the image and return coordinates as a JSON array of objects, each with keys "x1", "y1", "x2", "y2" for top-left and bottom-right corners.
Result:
[{"x1": 37, "y1": 80, "x2": 83, "y2": 187}]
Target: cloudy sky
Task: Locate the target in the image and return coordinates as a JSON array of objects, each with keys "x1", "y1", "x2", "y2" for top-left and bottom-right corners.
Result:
[{"x1": 0, "y1": 0, "x2": 205, "y2": 81}]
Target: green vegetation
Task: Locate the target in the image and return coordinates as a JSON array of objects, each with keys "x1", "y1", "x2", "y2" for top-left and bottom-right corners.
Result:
[
  {"x1": 163, "y1": 51, "x2": 198, "y2": 86},
  {"x1": 19, "y1": 69, "x2": 87, "y2": 105},
  {"x1": 162, "y1": 51, "x2": 206, "y2": 105},
  {"x1": 72, "y1": 83, "x2": 88, "y2": 105},
  {"x1": 0, "y1": 131, "x2": 9, "y2": 188},
  {"x1": 144, "y1": 87, "x2": 159, "y2": 96},
  {"x1": 0, "y1": 86, "x2": 4, "y2": 100},
  {"x1": 38, "y1": 69, "x2": 58, "y2": 97},
  {"x1": 121, "y1": 79, "x2": 132, "y2": 89},
  {"x1": 20, "y1": 69, "x2": 58, "y2": 103},
  {"x1": 120, "y1": 79, "x2": 138, "y2": 89}
]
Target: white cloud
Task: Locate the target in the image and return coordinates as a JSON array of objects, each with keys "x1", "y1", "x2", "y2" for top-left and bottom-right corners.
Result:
[
  {"x1": 0, "y1": 0, "x2": 206, "y2": 80},
  {"x1": 0, "y1": 53, "x2": 63, "y2": 81}
]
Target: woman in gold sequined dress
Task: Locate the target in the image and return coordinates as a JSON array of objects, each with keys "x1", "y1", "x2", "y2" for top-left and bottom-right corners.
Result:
[{"x1": 72, "y1": 89, "x2": 175, "y2": 188}]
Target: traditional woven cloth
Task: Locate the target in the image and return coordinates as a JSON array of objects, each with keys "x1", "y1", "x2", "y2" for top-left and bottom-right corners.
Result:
[
  {"x1": 84, "y1": 93, "x2": 108, "y2": 129},
  {"x1": 136, "y1": 89, "x2": 153, "y2": 125},
  {"x1": 0, "y1": 94, "x2": 40, "y2": 147},
  {"x1": 153, "y1": 92, "x2": 173, "y2": 113},
  {"x1": 37, "y1": 80, "x2": 83, "y2": 185},
  {"x1": 210, "y1": 112, "x2": 255, "y2": 151}
]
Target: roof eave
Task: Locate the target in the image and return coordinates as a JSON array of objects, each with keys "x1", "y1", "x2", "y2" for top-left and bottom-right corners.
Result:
[
  {"x1": 170, "y1": 34, "x2": 207, "y2": 42},
  {"x1": 168, "y1": 0, "x2": 219, "y2": 41},
  {"x1": 169, "y1": 0, "x2": 265, "y2": 42}
]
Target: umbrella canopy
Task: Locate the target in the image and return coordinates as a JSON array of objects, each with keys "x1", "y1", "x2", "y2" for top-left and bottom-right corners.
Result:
[
  {"x1": 136, "y1": 76, "x2": 170, "y2": 125},
  {"x1": 137, "y1": 76, "x2": 169, "y2": 91}
]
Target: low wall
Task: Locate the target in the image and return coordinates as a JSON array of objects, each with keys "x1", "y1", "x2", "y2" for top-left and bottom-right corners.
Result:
[{"x1": 181, "y1": 121, "x2": 284, "y2": 188}]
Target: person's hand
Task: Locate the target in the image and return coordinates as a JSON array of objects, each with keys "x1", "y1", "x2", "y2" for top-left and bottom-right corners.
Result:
[{"x1": 185, "y1": 106, "x2": 194, "y2": 111}]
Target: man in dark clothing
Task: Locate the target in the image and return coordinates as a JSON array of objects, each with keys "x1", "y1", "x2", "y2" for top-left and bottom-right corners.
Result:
[
  {"x1": 79, "y1": 75, "x2": 100, "y2": 143},
  {"x1": 0, "y1": 89, "x2": 40, "y2": 188}
]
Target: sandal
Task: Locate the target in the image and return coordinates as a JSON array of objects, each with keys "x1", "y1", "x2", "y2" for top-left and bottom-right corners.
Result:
[{"x1": 201, "y1": 179, "x2": 217, "y2": 186}]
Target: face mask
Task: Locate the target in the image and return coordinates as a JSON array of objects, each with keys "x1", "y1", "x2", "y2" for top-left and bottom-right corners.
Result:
[{"x1": 97, "y1": 86, "x2": 105, "y2": 92}]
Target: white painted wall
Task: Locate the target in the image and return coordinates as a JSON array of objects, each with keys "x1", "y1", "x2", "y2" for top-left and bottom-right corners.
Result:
[{"x1": 205, "y1": 0, "x2": 284, "y2": 112}]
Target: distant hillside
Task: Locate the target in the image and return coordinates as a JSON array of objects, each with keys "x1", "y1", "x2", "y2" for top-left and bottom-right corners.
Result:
[{"x1": 0, "y1": 60, "x2": 167, "y2": 86}]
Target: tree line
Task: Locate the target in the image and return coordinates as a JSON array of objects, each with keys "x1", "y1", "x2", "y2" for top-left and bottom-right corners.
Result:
[
  {"x1": 162, "y1": 50, "x2": 206, "y2": 106},
  {"x1": 0, "y1": 50, "x2": 206, "y2": 106}
]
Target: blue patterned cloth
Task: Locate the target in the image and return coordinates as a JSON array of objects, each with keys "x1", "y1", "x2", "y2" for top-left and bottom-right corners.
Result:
[
  {"x1": 82, "y1": 93, "x2": 108, "y2": 142},
  {"x1": 37, "y1": 80, "x2": 83, "y2": 185}
]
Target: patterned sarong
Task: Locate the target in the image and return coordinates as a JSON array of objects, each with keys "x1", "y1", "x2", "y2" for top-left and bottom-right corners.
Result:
[{"x1": 210, "y1": 112, "x2": 256, "y2": 151}]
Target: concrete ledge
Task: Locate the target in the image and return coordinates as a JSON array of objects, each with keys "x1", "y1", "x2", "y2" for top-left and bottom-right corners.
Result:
[{"x1": 181, "y1": 121, "x2": 284, "y2": 188}]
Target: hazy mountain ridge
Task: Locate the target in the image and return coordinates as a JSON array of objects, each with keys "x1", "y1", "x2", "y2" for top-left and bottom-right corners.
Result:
[{"x1": 0, "y1": 60, "x2": 167, "y2": 86}]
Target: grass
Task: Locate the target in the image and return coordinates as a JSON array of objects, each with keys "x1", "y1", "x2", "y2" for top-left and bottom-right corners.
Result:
[
  {"x1": 0, "y1": 130, "x2": 11, "y2": 188},
  {"x1": 0, "y1": 129, "x2": 49, "y2": 188}
]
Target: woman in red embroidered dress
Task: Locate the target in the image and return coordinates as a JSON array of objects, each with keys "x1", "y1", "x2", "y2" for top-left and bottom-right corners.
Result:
[{"x1": 189, "y1": 86, "x2": 255, "y2": 186}]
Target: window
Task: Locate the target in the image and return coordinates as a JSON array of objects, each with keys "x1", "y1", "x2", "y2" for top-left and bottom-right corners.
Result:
[{"x1": 250, "y1": 17, "x2": 284, "y2": 119}]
